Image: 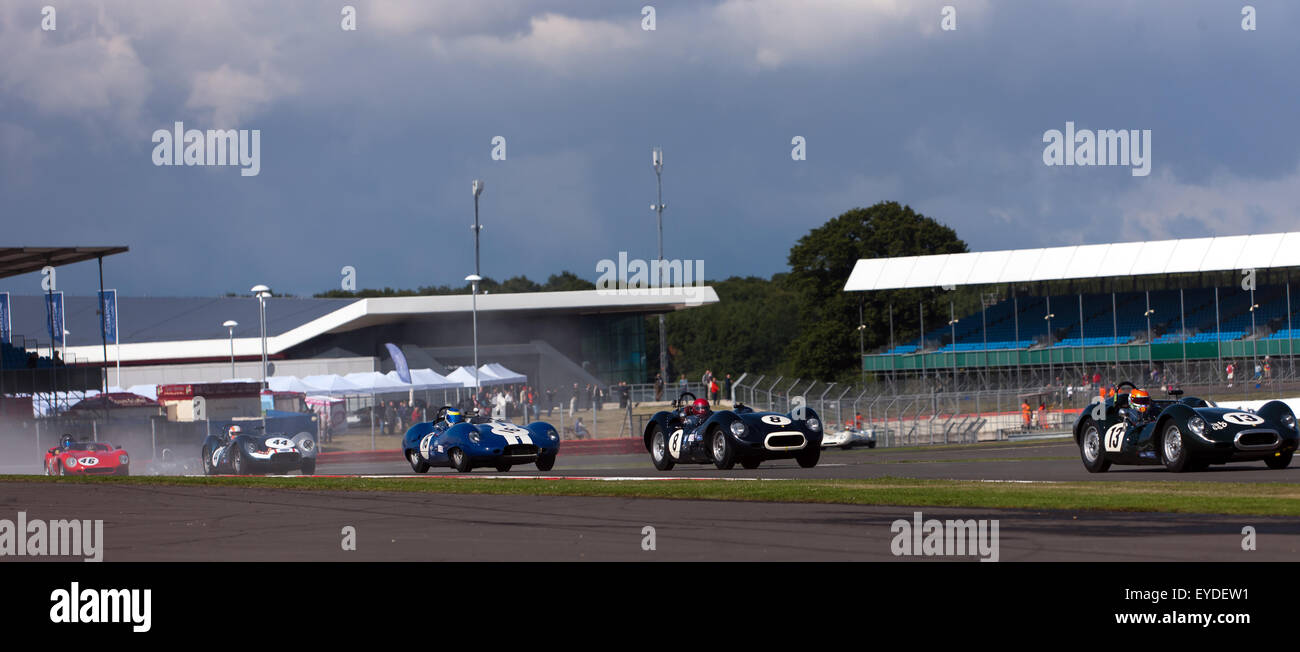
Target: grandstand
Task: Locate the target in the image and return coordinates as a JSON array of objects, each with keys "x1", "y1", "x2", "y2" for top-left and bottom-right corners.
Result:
[{"x1": 847, "y1": 233, "x2": 1300, "y2": 391}]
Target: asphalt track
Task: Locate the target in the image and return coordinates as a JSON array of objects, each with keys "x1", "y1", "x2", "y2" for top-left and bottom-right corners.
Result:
[
  {"x1": 4, "y1": 481, "x2": 1298, "y2": 561},
  {"x1": 5, "y1": 440, "x2": 1299, "y2": 561},
  {"x1": 317, "y1": 440, "x2": 1300, "y2": 483}
]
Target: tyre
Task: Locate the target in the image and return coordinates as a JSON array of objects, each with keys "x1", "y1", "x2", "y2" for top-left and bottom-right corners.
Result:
[
  {"x1": 1078, "y1": 420, "x2": 1110, "y2": 473},
  {"x1": 300, "y1": 459, "x2": 316, "y2": 475},
  {"x1": 495, "y1": 462, "x2": 512, "y2": 472},
  {"x1": 535, "y1": 455, "x2": 555, "y2": 472},
  {"x1": 231, "y1": 447, "x2": 248, "y2": 475},
  {"x1": 740, "y1": 458, "x2": 761, "y2": 470},
  {"x1": 1160, "y1": 422, "x2": 1191, "y2": 473},
  {"x1": 866, "y1": 441, "x2": 877, "y2": 449},
  {"x1": 450, "y1": 448, "x2": 472, "y2": 473},
  {"x1": 44, "y1": 461, "x2": 53, "y2": 476},
  {"x1": 1188, "y1": 460, "x2": 1211, "y2": 472},
  {"x1": 650, "y1": 425, "x2": 674, "y2": 471},
  {"x1": 795, "y1": 446, "x2": 821, "y2": 468},
  {"x1": 116, "y1": 465, "x2": 130, "y2": 476},
  {"x1": 57, "y1": 462, "x2": 66, "y2": 476},
  {"x1": 201, "y1": 448, "x2": 214, "y2": 475},
  {"x1": 407, "y1": 450, "x2": 429, "y2": 474},
  {"x1": 711, "y1": 428, "x2": 736, "y2": 470},
  {"x1": 1265, "y1": 451, "x2": 1293, "y2": 470}
]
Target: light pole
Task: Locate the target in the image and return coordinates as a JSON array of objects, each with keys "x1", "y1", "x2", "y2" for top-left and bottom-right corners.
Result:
[
  {"x1": 857, "y1": 295, "x2": 866, "y2": 387},
  {"x1": 251, "y1": 285, "x2": 271, "y2": 433},
  {"x1": 1144, "y1": 294, "x2": 1155, "y2": 374},
  {"x1": 1044, "y1": 310, "x2": 1055, "y2": 384},
  {"x1": 466, "y1": 275, "x2": 481, "y2": 396},
  {"x1": 651, "y1": 147, "x2": 667, "y2": 387},
  {"x1": 223, "y1": 320, "x2": 238, "y2": 379},
  {"x1": 948, "y1": 312, "x2": 959, "y2": 390},
  {"x1": 472, "y1": 179, "x2": 484, "y2": 277}
]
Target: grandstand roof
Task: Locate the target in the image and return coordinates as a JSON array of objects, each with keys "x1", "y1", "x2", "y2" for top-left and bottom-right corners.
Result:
[
  {"x1": 0, "y1": 247, "x2": 128, "y2": 280},
  {"x1": 27, "y1": 287, "x2": 717, "y2": 364},
  {"x1": 844, "y1": 232, "x2": 1300, "y2": 291}
]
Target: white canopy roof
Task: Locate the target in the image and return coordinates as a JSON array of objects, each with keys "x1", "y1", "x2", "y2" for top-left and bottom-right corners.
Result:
[
  {"x1": 385, "y1": 368, "x2": 460, "y2": 391},
  {"x1": 300, "y1": 374, "x2": 365, "y2": 395},
  {"x1": 267, "y1": 376, "x2": 327, "y2": 394},
  {"x1": 845, "y1": 232, "x2": 1300, "y2": 291},
  {"x1": 447, "y1": 365, "x2": 512, "y2": 388},
  {"x1": 478, "y1": 363, "x2": 527, "y2": 384},
  {"x1": 344, "y1": 371, "x2": 413, "y2": 393}
]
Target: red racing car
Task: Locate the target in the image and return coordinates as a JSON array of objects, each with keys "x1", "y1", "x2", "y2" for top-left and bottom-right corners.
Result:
[{"x1": 45, "y1": 436, "x2": 130, "y2": 476}]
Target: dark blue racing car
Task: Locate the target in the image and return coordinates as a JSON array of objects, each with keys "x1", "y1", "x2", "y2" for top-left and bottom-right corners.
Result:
[{"x1": 402, "y1": 406, "x2": 560, "y2": 473}]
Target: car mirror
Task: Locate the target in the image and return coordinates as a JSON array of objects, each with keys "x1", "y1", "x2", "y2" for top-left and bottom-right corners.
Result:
[{"x1": 115, "y1": 445, "x2": 122, "y2": 450}]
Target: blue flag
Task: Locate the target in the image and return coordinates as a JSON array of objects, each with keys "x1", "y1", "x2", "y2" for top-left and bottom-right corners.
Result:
[
  {"x1": 0, "y1": 292, "x2": 9, "y2": 344},
  {"x1": 45, "y1": 292, "x2": 64, "y2": 345},
  {"x1": 99, "y1": 289, "x2": 118, "y2": 344},
  {"x1": 385, "y1": 342, "x2": 411, "y2": 383}
]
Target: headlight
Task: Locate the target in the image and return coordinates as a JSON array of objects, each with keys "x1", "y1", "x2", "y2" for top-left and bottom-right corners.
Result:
[
  {"x1": 729, "y1": 421, "x2": 746, "y2": 437},
  {"x1": 300, "y1": 438, "x2": 315, "y2": 451},
  {"x1": 1187, "y1": 416, "x2": 1207, "y2": 438},
  {"x1": 548, "y1": 429, "x2": 559, "y2": 441},
  {"x1": 807, "y1": 417, "x2": 821, "y2": 432},
  {"x1": 119, "y1": 454, "x2": 129, "y2": 465},
  {"x1": 469, "y1": 431, "x2": 481, "y2": 444},
  {"x1": 1283, "y1": 414, "x2": 1296, "y2": 430},
  {"x1": 66, "y1": 458, "x2": 77, "y2": 467}
]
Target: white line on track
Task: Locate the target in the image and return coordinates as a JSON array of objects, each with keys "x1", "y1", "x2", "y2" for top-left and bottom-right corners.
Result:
[{"x1": 241, "y1": 474, "x2": 795, "y2": 481}]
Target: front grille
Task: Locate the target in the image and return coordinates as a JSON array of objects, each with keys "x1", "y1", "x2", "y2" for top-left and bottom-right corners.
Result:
[
  {"x1": 271, "y1": 452, "x2": 302, "y2": 463},
  {"x1": 764, "y1": 433, "x2": 806, "y2": 450},
  {"x1": 504, "y1": 444, "x2": 539, "y2": 458},
  {"x1": 84, "y1": 467, "x2": 116, "y2": 474},
  {"x1": 1235, "y1": 430, "x2": 1280, "y2": 450}
]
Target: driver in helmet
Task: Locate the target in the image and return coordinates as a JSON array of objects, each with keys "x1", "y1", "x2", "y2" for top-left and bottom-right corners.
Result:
[
  {"x1": 60, "y1": 434, "x2": 75, "y2": 450},
  {"x1": 443, "y1": 408, "x2": 463, "y2": 428},
  {"x1": 1122, "y1": 388, "x2": 1153, "y2": 427},
  {"x1": 227, "y1": 425, "x2": 242, "y2": 441},
  {"x1": 682, "y1": 397, "x2": 712, "y2": 430}
]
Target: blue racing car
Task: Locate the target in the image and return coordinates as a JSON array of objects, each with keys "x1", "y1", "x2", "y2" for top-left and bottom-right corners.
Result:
[{"x1": 402, "y1": 406, "x2": 560, "y2": 473}]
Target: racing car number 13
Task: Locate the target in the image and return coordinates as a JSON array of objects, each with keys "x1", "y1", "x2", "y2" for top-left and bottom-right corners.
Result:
[{"x1": 1104, "y1": 423, "x2": 1125, "y2": 452}]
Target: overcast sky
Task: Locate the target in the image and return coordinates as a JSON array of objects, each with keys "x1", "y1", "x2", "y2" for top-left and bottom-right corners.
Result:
[{"x1": 2, "y1": 0, "x2": 1298, "y2": 298}]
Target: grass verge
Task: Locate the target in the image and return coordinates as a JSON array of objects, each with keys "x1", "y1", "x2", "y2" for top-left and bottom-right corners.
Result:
[{"x1": 5, "y1": 474, "x2": 1300, "y2": 516}]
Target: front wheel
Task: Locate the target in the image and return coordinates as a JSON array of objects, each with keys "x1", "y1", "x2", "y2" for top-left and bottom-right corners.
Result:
[
  {"x1": 407, "y1": 450, "x2": 430, "y2": 473},
  {"x1": 1161, "y1": 423, "x2": 1191, "y2": 473},
  {"x1": 866, "y1": 441, "x2": 877, "y2": 449},
  {"x1": 495, "y1": 462, "x2": 512, "y2": 472},
  {"x1": 1265, "y1": 451, "x2": 1293, "y2": 470},
  {"x1": 450, "y1": 448, "x2": 472, "y2": 473},
  {"x1": 711, "y1": 429, "x2": 736, "y2": 470},
  {"x1": 795, "y1": 446, "x2": 821, "y2": 468},
  {"x1": 1079, "y1": 420, "x2": 1110, "y2": 473},
  {"x1": 116, "y1": 465, "x2": 130, "y2": 476},
  {"x1": 740, "y1": 458, "x2": 761, "y2": 470},
  {"x1": 650, "y1": 426, "x2": 674, "y2": 471},
  {"x1": 231, "y1": 447, "x2": 248, "y2": 475},
  {"x1": 202, "y1": 448, "x2": 214, "y2": 475},
  {"x1": 300, "y1": 460, "x2": 316, "y2": 475}
]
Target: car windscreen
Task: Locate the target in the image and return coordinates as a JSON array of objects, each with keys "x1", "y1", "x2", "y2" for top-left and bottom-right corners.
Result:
[{"x1": 69, "y1": 443, "x2": 112, "y2": 452}]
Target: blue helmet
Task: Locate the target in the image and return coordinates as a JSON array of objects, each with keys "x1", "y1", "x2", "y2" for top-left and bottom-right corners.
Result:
[{"x1": 445, "y1": 409, "x2": 462, "y2": 425}]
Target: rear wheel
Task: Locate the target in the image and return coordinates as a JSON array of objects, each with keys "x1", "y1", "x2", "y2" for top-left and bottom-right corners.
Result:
[
  {"x1": 232, "y1": 447, "x2": 247, "y2": 475},
  {"x1": 866, "y1": 441, "x2": 877, "y2": 449},
  {"x1": 650, "y1": 425, "x2": 674, "y2": 471},
  {"x1": 795, "y1": 446, "x2": 821, "y2": 468},
  {"x1": 1265, "y1": 451, "x2": 1293, "y2": 470},
  {"x1": 1079, "y1": 420, "x2": 1110, "y2": 473},
  {"x1": 711, "y1": 428, "x2": 736, "y2": 470},
  {"x1": 740, "y1": 458, "x2": 761, "y2": 470},
  {"x1": 450, "y1": 448, "x2": 472, "y2": 473},
  {"x1": 202, "y1": 448, "x2": 214, "y2": 475},
  {"x1": 407, "y1": 450, "x2": 429, "y2": 473},
  {"x1": 1161, "y1": 423, "x2": 1191, "y2": 473},
  {"x1": 495, "y1": 462, "x2": 512, "y2": 472},
  {"x1": 116, "y1": 465, "x2": 130, "y2": 476},
  {"x1": 300, "y1": 459, "x2": 316, "y2": 475},
  {"x1": 535, "y1": 455, "x2": 556, "y2": 472}
]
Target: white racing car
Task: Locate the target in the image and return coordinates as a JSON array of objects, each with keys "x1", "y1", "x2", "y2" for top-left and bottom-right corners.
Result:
[{"x1": 822, "y1": 425, "x2": 876, "y2": 449}]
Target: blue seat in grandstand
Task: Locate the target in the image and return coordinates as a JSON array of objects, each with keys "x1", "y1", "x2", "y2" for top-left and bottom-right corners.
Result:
[{"x1": 1267, "y1": 329, "x2": 1300, "y2": 340}]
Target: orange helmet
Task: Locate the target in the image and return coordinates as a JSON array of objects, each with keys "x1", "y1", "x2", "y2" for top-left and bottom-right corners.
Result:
[{"x1": 1129, "y1": 388, "x2": 1151, "y2": 414}]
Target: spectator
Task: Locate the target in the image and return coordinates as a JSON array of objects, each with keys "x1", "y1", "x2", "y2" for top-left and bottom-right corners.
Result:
[
  {"x1": 709, "y1": 377, "x2": 720, "y2": 403},
  {"x1": 1021, "y1": 401, "x2": 1032, "y2": 430},
  {"x1": 723, "y1": 374, "x2": 733, "y2": 404},
  {"x1": 1264, "y1": 357, "x2": 1272, "y2": 379},
  {"x1": 678, "y1": 374, "x2": 688, "y2": 395},
  {"x1": 1091, "y1": 372, "x2": 1101, "y2": 388},
  {"x1": 1226, "y1": 361, "x2": 1235, "y2": 388},
  {"x1": 618, "y1": 381, "x2": 629, "y2": 409},
  {"x1": 701, "y1": 369, "x2": 713, "y2": 390},
  {"x1": 545, "y1": 387, "x2": 555, "y2": 417},
  {"x1": 569, "y1": 383, "x2": 579, "y2": 417},
  {"x1": 654, "y1": 373, "x2": 664, "y2": 401},
  {"x1": 1037, "y1": 402, "x2": 1047, "y2": 430},
  {"x1": 572, "y1": 417, "x2": 590, "y2": 440}
]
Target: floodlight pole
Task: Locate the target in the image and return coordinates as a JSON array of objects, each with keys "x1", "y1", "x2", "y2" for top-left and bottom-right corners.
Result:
[
  {"x1": 223, "y1": 320, "x2": 238, "y2": 378},
  {"x1": 471, "y1": 179, "x2": 485, "y2": 398},
  {"x1": 251, "y1": 285, "x2": 271, "y2": 434},
  {"x1": 652, "y1": 147, "x2": 667, "y2": 389}
]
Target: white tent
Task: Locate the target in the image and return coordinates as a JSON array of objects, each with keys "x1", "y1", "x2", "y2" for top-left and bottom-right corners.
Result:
[
  {"x1": 386, "y1": 368, "x2": 459, "y2": 391},
  {"x1": 127, "y1": 384, "x2": 159, "y2": 401},
  {"x1": 447, "y1": 365, "x2": 512, "y2": 388},
  {"x1": 479, "y1": 363, "x2": 526, "y2": 384},
  {"x1": 345, "y1": 371, "x2": 412, "y2": 394},
  {"x1": 268, "y1": 376, "x2": 327, "y2": 394},
  {"x1": 301, "y1": 374, "x2": 365, "y2": 396}
]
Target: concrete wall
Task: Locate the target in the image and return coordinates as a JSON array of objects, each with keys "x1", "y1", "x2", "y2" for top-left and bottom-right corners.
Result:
[{"x1": 111, "y1": 357, "x2": 377, "y2": 388}]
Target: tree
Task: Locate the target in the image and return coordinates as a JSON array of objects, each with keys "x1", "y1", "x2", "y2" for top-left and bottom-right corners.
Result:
[{"x1": 783, "y1": 202, "x2": 969, "y2": 380}]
